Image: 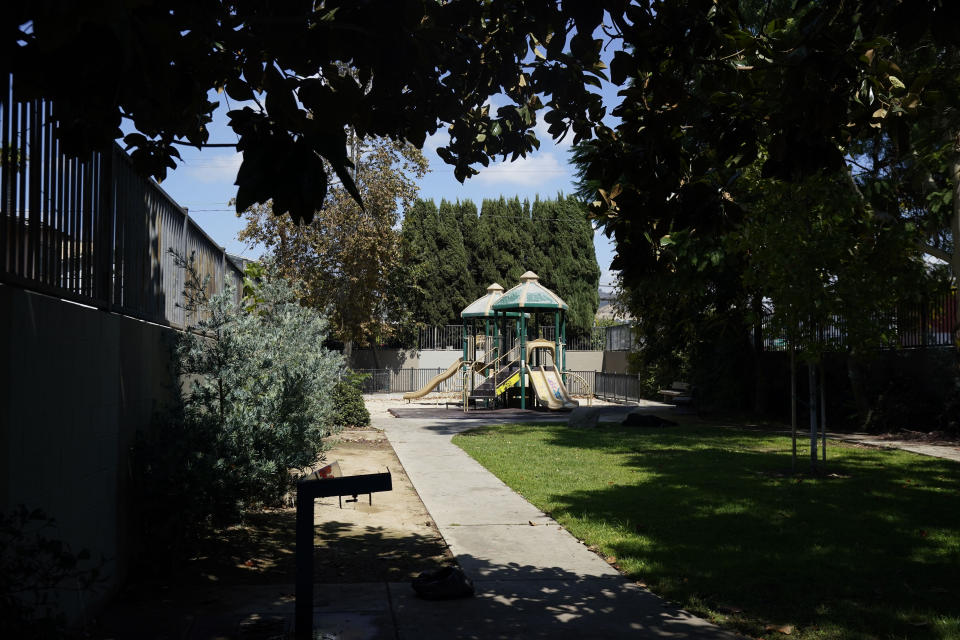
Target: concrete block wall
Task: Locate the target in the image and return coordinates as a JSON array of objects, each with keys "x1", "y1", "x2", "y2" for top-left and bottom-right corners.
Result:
[
  {"x1": 350, "y1": 348, "x2": 419, "y2": 370},
  {"x1": 0, "y1": 285, "x2": 177, "y2": 619}
]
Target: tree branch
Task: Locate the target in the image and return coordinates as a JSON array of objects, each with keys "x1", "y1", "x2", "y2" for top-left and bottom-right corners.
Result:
[{"x1": 922, "y1": 243, "x2": 951, "y2": 263}]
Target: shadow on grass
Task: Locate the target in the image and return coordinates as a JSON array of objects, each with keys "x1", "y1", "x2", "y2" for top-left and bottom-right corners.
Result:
[{"x1": 458, "y1": 422, "x2": 960, "y2": 639}]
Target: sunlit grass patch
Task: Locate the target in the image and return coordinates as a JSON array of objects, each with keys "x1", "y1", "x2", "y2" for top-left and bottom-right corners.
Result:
[{"x1": 453, "y1": 422, "x2": 960, "y2": 640}]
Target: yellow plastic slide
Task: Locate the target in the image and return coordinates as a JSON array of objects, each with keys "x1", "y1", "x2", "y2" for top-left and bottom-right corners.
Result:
[
  {"x1": 403, "y1": 358, "x2": 463, "y2": 401},
  {"x1": 527, "y1": 364, "x2": 579, "y2": 410}
]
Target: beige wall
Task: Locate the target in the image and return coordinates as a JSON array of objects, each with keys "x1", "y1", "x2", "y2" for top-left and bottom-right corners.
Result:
[
  {"x1": 350, "y1": 348, "x2": 419, "y2": 370},
  {"x1": 566, "y1": 350, "x2": 603, "y2": 371},
  {"x1": 601, "y1": 350, "x2": 630, "y2": 374},
  {"x1": 0, "y1": 285, "x2": 177, "y2": 618}
]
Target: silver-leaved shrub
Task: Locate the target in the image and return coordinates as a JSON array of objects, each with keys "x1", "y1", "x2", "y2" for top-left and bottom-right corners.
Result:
[{"x1": 138, "y1": 257, "x2": 344, "y2": 543}]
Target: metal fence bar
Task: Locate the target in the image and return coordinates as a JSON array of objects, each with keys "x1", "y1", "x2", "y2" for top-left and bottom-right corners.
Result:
[
  {"x1": 760, "y1": 293, "x2": 958, "y2": 352},
  {"x1": 1, "y1": 75, "x2": 243, "y2": 328}
]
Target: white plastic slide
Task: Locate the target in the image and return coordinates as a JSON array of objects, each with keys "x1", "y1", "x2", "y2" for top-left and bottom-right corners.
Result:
[
  {"x1": 403, "y1": 358, "x2": 463, "y2": 400},
  {"x1": 527, "y1": 364, "x2": 579, "y2": 410}
]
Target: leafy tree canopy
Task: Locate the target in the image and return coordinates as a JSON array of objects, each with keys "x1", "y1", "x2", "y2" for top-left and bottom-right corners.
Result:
[
  {"x1": 574, "y1": 1, "x2": 960, "y2": 287},
  {"x1": 6, "y1": 0, "x2": 614, "y2": 224},
  {"x1": 238, "y1": 137, "x2": 427, "y2": 344}
]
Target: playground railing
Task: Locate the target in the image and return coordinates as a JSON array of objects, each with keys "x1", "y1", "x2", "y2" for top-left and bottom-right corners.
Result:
[
  {"x1": 355, "y1": 368, "x2": 466, "y2": 394},
  {"x1": 357, "y1": 367, "x2": 655, "y2": 406},
  {"x1": 594, "y1": 372, "x2": 644, "y2": 403},
  {"x1": 562, "y1": 370, "x2": 594, "y2": 406}
]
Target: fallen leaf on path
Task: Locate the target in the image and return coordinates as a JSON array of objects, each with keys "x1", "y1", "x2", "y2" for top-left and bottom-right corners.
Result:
[
  {"x1": 764, "y1": 624, "x2": 793, "y2": 635},
  {"x1": 528, "y1": 520, "x2": 537, "y2": 526}
]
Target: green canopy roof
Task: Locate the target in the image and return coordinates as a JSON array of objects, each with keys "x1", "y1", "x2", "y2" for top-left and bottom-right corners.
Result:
[
  {"x1": 492, "y1": 271, "x2": 568, "y2": 311},
  {"x1": 461, "y1": 283, "x2": 526, "y2": 318}
]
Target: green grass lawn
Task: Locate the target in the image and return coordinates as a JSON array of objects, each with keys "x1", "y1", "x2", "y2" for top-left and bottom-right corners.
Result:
[{"x1": 453, "y1": 421, "x2": 960, "y2": 640}]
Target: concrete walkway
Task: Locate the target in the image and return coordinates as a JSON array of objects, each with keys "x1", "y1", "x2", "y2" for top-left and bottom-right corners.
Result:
[
  {"x1": 826, "y1": 432, "x2": 960, "y2": 463},
  {"x1": 373, "y1": 411, "x2": 739, "y2": 639}
]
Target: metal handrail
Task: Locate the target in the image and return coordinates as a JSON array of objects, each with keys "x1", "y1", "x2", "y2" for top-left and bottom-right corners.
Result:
[{"x1": 563, "y1": 370, "x2": 594, "y2": 406}]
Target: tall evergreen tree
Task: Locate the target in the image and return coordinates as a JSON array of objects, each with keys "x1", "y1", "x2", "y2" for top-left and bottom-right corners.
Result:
[
  {"x1": 456, "y1": 199, "x2": 485, "y2": 300},
  {"x1": 402, "y1": 194, "x2": 600, "y2": 330},
  {"x1": 474, "y1": 198, "x2": 508, "y2": 287},
  {"x1": 549, "y1": 195, "x2": 601, "y2": 333},
  {"x1": 528, "y1": 196, "x2": 556, "y2": 282},
  {"x1": 400, "y1": 199, "x2": 444, "y2": 325},
  {"x1": 435, "y1": 199, "x2": 476, "y2": 322}
]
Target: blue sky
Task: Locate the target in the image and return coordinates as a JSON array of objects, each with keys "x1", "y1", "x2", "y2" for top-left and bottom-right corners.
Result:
[{"x1": 154, "y1": 86, "x2": 622, "y2": 292}]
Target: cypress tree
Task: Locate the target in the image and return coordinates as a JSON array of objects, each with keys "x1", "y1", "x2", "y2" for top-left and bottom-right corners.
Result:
[
  {"x1": 549, "y1": 195, "x2": 600, "y2": 333},
  {"x1": 435, "y1": 199, "x2": 476, "y2": 323},
  {"x1": 403, "y1": 194, "x2": 600, "y2": 332},
  {"x1": 400, "y1": 199, "x2": 443, "y2": 325},
  {"x1": 475, "y1": 197, "x2": 508, "y2": 286},
  {"x1": 528, "y1": 196, "x2": 555, "y2": 280},
  {"x1": 456, "y1": 199, "x2": 485, "y2": 300}
]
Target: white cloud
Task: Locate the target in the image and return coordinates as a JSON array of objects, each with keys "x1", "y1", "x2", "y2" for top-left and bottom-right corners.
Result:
[
  {"x1": 186, "y1": 153, "x2": 243, "y2": 184},
  {"x1": 423, "y1": 127, "x2": 450, "y2": 152},
  {"x1": 474, "y1": 152, "x2": 569, "y2": 187},
  {"x1": 534, "y1": 117, "x2": 573, "y2": 149}
]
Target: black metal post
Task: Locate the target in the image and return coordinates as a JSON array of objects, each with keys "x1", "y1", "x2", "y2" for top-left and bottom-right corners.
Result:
[
  {"x1": 295, "y1": 492, "x2": 314, "y2": 638},
  {"x1": 295, "y1": 471, "x2": 392, "y2": 639}
]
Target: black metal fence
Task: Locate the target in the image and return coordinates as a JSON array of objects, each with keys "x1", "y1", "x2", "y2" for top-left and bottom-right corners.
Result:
[
  {"x1": 354, "y1": 368, "x2": 465, "y2": 394},
  {"x1": 594, "y1": 372, "x2": 644, "y2": 403},
  {"x1": 761, "y1": 291, "x2": 958, "y2": 352},
  {"x1": 1, "y1": 74, "x2": 243, "y2": 328},
  {"x1": 412, "y1": 323, "x2": 633, "y2": 352},
  {"x1": 355, "y1": 366, "x2": 650, "y2": 404}
]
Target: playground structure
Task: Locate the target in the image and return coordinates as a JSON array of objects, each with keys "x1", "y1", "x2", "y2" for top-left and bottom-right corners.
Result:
[{"x1": 404, "y1": 272, "x2": 592, "y2": 411}]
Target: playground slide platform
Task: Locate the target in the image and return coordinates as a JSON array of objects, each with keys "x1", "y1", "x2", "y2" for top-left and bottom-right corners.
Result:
[
  {"x1": 528, "y1": 364, "x2": 579, "y2": 410},
  {"x1": 403, "y1": 358, "x2": 463, "y2": 401}
]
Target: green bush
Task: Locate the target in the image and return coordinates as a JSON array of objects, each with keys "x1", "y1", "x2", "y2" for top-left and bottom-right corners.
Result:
[
  {"x1": 0, "y1": 506, "x2": 102, "y2": 638},
  {"x1": 332, "y1": 371, "x2": 371, "y2": 428},
  {"x1": 136, "y1": 257, "x2": 344, "y2": 548}
]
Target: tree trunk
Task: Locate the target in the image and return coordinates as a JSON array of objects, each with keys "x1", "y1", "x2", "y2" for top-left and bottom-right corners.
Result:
[
  {"x1": 820, "y1": 362, "x2": 827, "y2": 462},
  {"x1": 808, "y1": 362, "x2": 818, "y2": 469},
  {"x1": 951, "y1": 152, "x2": 960, "y2": 342},
  {"x1": 753, "y1": 294, "x2": 765, "y2": 414},
  {"x1": 790, "y1": 344, "x2": 797, "y2": 474}
]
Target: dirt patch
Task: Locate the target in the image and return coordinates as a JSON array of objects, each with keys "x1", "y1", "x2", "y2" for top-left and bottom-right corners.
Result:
[
  {"x1": 152, "y1": 427, "x2": 451, "y2": 585},
  {"x1": 310, "y1": 427, "x2": 453, "y2": 582},
  {"x1": 93, "y1": 426, "x2": 451, "y2": 638}
]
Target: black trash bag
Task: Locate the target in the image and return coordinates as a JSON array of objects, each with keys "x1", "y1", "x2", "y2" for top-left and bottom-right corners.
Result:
[{"x1": 411, "y1": 565, "x2": 475, "y2": 600}]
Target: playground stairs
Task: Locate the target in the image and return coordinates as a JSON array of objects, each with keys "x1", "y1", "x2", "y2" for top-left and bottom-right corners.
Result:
[{"x1": 469, "y1": 362, "x2": 521, "y2": 401}]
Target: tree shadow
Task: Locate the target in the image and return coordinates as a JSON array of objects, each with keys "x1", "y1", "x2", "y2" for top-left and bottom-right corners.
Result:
[
  {"x1": 459, "y1": 422, "x2": 960, "y2": 638},
  {"x1": 389, "y1": 552, "x2": 735, "y2": 639}
]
